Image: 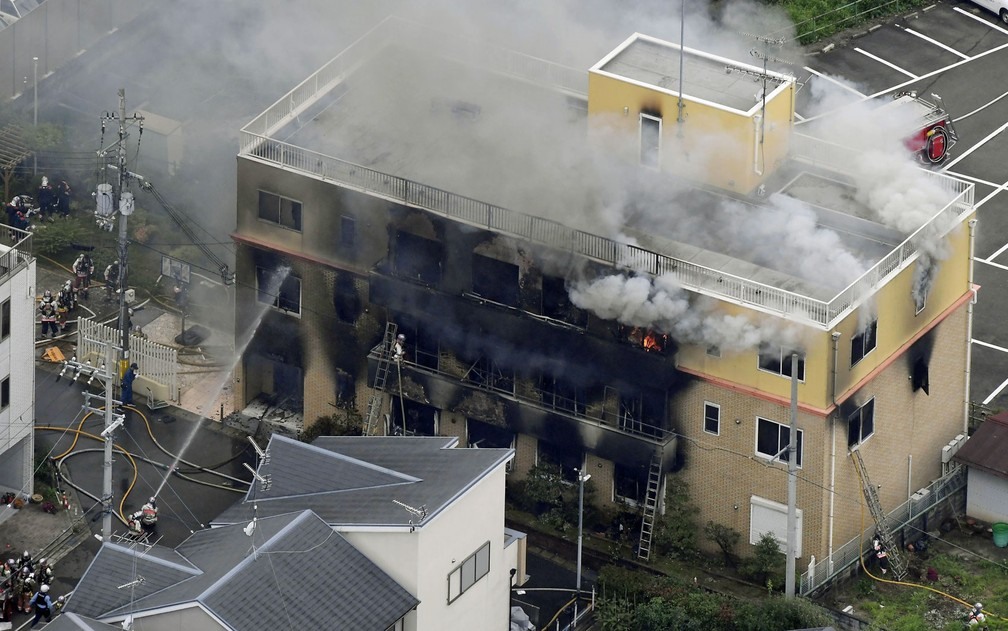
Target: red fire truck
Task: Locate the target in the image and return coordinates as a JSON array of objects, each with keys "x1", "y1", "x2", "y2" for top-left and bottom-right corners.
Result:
[{"x1": 885, "y1": 91, "x2": 958, "y2": 165}]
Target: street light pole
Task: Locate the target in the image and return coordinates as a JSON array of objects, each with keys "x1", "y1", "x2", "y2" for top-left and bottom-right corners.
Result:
[
  {"x1": 576, "y1": 470, "x2": 591, "y2": 598},
  {"x1": 32, "y1": 56, "x2": 38, "y2": 127}
]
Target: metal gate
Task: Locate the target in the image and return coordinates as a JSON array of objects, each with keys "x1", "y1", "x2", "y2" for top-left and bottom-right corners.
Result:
[{"x1": 76, "y1": 317, "x2": 179, "y2": 404}]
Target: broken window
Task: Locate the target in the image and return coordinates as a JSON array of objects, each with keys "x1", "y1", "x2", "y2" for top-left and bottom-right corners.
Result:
[
  {"x1": 538, "y1": 375, "x2": 586, "y2": 416},
  {"x1": 847, "y1": 398, "x2": 875, "y2": 448},
  {"x1": 256, "y1": 266, "x2": 301, "y2": 315},
  {"x1": 851, "y1": 319, "x2": 878, "y2": 367},
  {"x1": 461, "y1": 355, "x2": 514, "y2": 393},
  {"x1": 756, "y1": 417, "x2": 802, "y2": 467},
  {"x1": 340, "y1": 215, "x2": 356, "y2": 248},
  {"x1": 758, "y1": 345, "x2": 805, "y2": 381},
  {"x1": 912, "y1": 357, "x2": 929, "y2": 395},
  {"x1": 542, "y1": 275, "x2": 586, "y2": 326},
  {"x1": 640, "y1": 113, "x2": 661, "y2": 168},
  {"x1": 333, "y1": 272, "x2": 361, "y2": 323},
  {"x1": 390, "y1": 400, "x2": 438, "y2": 436},
  {"x1": 467, "y1": 418, "x2": 515, "y2": 450},
  {"x1": 393, "y1": 231, "x2": 443, "y2": 286},
  {"x1": 613, "y1": 463, "x2": 648, "y2": 505},
  {"x1": 257, "y1": 191, "x2": 302, "y2": 231},
  {"x1": 472, "y1": 254, "x2": 520, "y2": 307},
  {"x1": 537, "y1": 440, "x2": 583, "y2": 483}
]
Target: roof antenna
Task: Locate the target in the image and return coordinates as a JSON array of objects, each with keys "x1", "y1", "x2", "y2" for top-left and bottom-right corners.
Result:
[
  {"x1": 243, "y1": 462, "x2": 271, "y2": 492},
  {"x1": 392, "y1": 499, "x2": 427, "y2": 532},
  {"x1": 248, "y1": 436, "x2": 269, "y2": 465}
]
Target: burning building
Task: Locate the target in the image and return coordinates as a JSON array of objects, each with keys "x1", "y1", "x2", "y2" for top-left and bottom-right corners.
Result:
[{"x1": 232, "y1": 18, "x2": 976, "y2": 588}]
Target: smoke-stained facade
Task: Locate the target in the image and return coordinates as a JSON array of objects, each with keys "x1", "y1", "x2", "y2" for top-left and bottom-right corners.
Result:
[{"x1": 232, "y1": 17, "x2": 976, "y2": 575}]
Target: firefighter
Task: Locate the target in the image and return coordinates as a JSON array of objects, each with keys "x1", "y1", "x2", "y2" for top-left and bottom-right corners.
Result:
[
  {"x1": 72, "y1": 253, "x2": 94, "y2": 300},
  {"x1": 17, "y1": 567, "x2": 35, "y2": 613},
  {"x1": 39, "y1": 293, "x2": 59, "y2": 338},
  {"x1": 35, "y1": 559, "x2": 53, "y2": 586},
  {"x1": 104, "y1": 259, "x2": 120, "y2": 301},
  {"x1": 19, "y1": 551, "x2": 32, "y2": 573},
  {"x1": 872, "y1": 536, "x2": 889, "y2": 575},
  {"x1": 57, "y1": 280, "x2": 76, "y2": 330},
  {"x1": 140, "y1": 496, "x2": 158, "y2": 533},
  {"x1": 37, "y1": 176, "x2": 55, "y2": 217},
  {"x1": 393, "y1": 333, "x2": 406, "y2": 362},
  {"x1": 53, "y1": 594, "x2": 66, "y2": 615},
  {"x1": 968, "y1": 603, "x2": 987, "y2": 627}
]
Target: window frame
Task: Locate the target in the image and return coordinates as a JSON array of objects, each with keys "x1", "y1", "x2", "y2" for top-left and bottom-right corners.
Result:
[
  {"x1": 447, "y1": 541, "x2": 491, "y2": 604},
  {"x1": 255, "y1": 266, "x2": 302, "y2": 317},
  {"x1": 755, "y1": 417, "x2": 803, "y2": 468},
  {"x1": 758, "y1": 346, "x2": 805, "y2": 381},
  {"x1": 915, "y1": 293, "x2": 926, "y2": 315},
  {"x1": 257, "y1": 190, "x2": 303, "y2": 232},
  {"x1": 340, "y1": 215, "x2": 356, "y2": 248},
  {"x1": 0, "y1": 298, "x2": 9, "y2": 340},
  {"x1": 639, "y1": 113, "x2": 662, "y2": 168},
  {"x1": 850, "y1": 319, "x2": 878, "y2": 367},
  {"x1": 703, "y1": 402, "x2": 720, "y2": 436},
  {"x1": 0, "y1": 376, "x2": 8, "y2": 410},
  {"x1": 847, "y1": 398, "x2": 875, "y2": 448}
]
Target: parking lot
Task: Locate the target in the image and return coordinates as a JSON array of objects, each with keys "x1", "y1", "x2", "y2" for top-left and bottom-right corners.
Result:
[{"x1": 794, "y1": 0, "x2": 1008, "y2": 409}]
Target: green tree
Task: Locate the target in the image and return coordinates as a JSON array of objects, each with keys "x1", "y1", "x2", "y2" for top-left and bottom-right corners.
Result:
[
  {"x1": 651, "y1": 476, "x2": 699, "y2": 559},
  {"x1": 740, "y1": 532, "x2": 785, "y2": 590},
  {"x1": 704, "y1": 520, "x2": 741, "y2": 567}
]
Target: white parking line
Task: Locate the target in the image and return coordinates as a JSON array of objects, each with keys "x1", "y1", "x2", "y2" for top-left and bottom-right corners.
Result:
[
  {"x1": 977, "y1": 258, "x2": 1008, "y2": 272},
  {"x1": 942, "y1": 118, "x2": 1008, "y2": 171},
  {"x1": 944, "y1": 171, "x2": 1001, "y2": 188},
  {"x1": 985, "y1": 240, "x2": 1008, "y2": 263},
  {"x1": 974, "y1": 339, "x2": 1008, "y2": 354},
  {"x1": 954, "y1": 5, "x2": 1008, "y2": 36},
  {"x1": 955, "y1": 89, "x2": 1008, "y2": 122},
  {"x1": 983, "y1": 375, "x2": 1008, "y2": 405},
  {"x1": 802, "y1": 66, "x2": 866, "y2": 97},
  {"x1": 902, "y1": 27, "x2": 970, "y2": 59},
  {"x1": 854, "y1": 47, "x2": 919, "y2": 78},
  {"x1": 869, "y1": 40, "x2": 1008, "y2": 100}
]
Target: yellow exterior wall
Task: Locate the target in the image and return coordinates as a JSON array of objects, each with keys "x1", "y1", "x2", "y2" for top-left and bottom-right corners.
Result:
[{"x1": 587, "y1": 70, "x2": 793, "y2": 194}]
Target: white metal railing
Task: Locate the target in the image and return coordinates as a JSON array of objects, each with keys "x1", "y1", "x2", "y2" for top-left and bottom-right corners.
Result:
[
  {"x1": 76, "y1": 318, "x2": 179, "y2": 404},
  {"x1": 238, "y1": 24, "x2": 974, "y2": 329},
  {"x1": 0, "y1": 228, "x2": 33, "y2": 282},
  {"x1": 799, "y1": 465, "x2": 966, "y2": 595}
]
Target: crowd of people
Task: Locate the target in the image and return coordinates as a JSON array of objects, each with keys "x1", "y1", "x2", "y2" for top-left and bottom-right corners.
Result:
[
  {"x1": 5, "y1": 176, "x2": 72, "y2": 238},
  {"x1": 0, "y1": 551, "x2": 65, "y2": 627},
  {"x1": 36, "y1": 252, "x2": 125, "y2": 340}
]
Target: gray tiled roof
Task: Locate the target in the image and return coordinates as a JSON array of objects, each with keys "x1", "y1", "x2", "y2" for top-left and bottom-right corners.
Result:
[
  {"x1": 66, "y1": 542, "x2": 201, "y2": 618},
  {"x1": 38, "y1": 612, "x2": 122, "y2": 630},
  {"x1": 70, "y1": 511, "x2": 417, "y2": 631},
  {"x1": 212, "y1": 435, "x2": 512, "y2": 528}
]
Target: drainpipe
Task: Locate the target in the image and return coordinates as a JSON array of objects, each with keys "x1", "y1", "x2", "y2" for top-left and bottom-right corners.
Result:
[
  {"x1": 828, "y1": 330, "x2": 841, "y2": 574},
  {"x1": 964, "y1": 218, "x2": 978, "y2": 434}
]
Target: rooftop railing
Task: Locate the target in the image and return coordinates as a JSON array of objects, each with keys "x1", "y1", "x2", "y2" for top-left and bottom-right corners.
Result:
[
  {"x1": 0, "y1": 228, "x2": 33, "y2": 284},
  {"x1": 239, "y1": 23, "x2": 975, "y2": 330}
]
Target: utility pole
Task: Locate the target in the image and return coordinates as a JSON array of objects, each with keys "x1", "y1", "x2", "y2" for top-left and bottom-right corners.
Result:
[
  {"x1": 99, "y1": 89, "x2": 143, "y2": 376},
  {"x1": 58, "y1": 344, "x2": 124, "y2": 540},
  {"x1": 786, "y1": 352, "x2": 799, "y2": 598},
  {"x1": 576, "y1": 469, "x2": 591, "y2": 597}
]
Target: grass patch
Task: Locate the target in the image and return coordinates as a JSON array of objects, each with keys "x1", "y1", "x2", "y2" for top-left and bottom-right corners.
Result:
[{"x1": 777, "y1": 0, "x2": 935, "y2": 44}]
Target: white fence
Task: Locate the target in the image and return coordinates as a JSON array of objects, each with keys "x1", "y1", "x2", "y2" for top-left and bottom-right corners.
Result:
[
  {"x1": 76, "y1": 317, "x2": 179, "y2": 404},
  {"x1": 799, "y1": 466, "x2": 966, "y2": 595}
]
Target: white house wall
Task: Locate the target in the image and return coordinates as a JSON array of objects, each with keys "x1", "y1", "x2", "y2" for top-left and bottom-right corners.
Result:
[
  {"x1": 342, "y1": 466, "x2": 510, "y2": 631},
  {"x1": 0, "y1": 260, "x2": 35, "y2": 493},
  {"x1": 965, "y1": 467, "x2": 1008, "y2": 524}
]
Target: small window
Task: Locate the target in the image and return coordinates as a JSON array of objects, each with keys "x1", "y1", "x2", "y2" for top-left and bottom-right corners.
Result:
[
  {"x1": 257, "y1": 191, "x2": 302, "y2": 231},
  {"x1": 850, "y1": 320, "x2": 878, "y2": 366},
  {"x1": 915, "y1": 293, "x2": 926, "y2": 315},
  {"x1": 0, "y1": 299, "x2": 8, "y2": 340},
  {"x1": 847, "y1": 398, "x2": 875, "y2": 448},
  {"x1": 0, "y1": 376, "x2": 8, "y2": 409},
  {"x1": 447, "y1": 541, "x2": 491, "y2": 604},
  {"x1": 613, "y1": 463, "x2": 647, "y2": 505},
  {"x1": 706, "y1": 344, "x2": 721, "y2": 358},
  {"x1": 256, "y1": 266, "x2": 301, "y2": 315},
  {"x1": 703, "y1": 402, "x2": 720, "y2": 435},
  {"x1": 758, "y1": 345, "x2": 805, "y2": 381},
  {"x1": 640, "y1": 114, "x2": 662, "y2": 168},
  {"x1": 341, "y1": 215, "x2": 356, "y2": 248},
  {"x1": 756, "y1": 417, "x2": 802, "y2": 467}
]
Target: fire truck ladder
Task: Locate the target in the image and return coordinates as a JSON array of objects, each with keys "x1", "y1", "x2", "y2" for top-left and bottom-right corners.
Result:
[
  {"x1": 637, "y1": 454, "x2": 663, "y2": 562},
  {"x1": 363, "y1": 323, "x2": 399, "y2": 436},
  {"x1": 851, "y1": 446, "x2": 908, "y2": 580}
]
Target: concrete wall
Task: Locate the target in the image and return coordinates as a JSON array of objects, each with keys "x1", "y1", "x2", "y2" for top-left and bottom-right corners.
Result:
[{"x1": 1, "y1": 0, "x2": 153, "y2": 102}]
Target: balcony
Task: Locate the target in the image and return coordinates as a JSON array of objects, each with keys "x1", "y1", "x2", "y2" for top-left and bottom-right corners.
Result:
[{"x1": 0, "y1": 227, "x2": 32, "y2": 283}]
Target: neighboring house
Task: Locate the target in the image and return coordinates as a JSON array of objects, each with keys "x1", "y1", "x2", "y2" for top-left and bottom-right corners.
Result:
[
  {"x1": 0, "y1": 227, "x2": 35, "y2": 504},
  {"x1": 65, "y1": 509, "x2": 419, "y2": 631},
  {"x1": 954, "y1": 412, "x2": 1008, "y2": 524},
  {"x1": 211, "y1": 435, "x2": 523, "y2": 631},
  {"x1": 231, "y1": 17, "x2": 975, "y2": 574}
]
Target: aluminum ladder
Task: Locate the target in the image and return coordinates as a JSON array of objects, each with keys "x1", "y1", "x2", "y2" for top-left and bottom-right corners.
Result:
[
  {"x1": 637, "y1": 454, "x2": 663, "y2": 561},
  {"x1": 363, "y1": 322, "x2": 399, "y2": 436},
  {"x1": 851, "y1": 446, "x2": 908, "y2": 580}
]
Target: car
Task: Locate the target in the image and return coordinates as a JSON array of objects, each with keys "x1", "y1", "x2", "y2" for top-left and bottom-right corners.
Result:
[{"x1": 969, "y1": 0, "x2": 1008, "y2": 24}]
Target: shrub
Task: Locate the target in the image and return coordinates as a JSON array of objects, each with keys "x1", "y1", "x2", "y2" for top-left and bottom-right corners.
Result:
[
  {"x1": 705, "y1": 521, "x2": 741, "y2": 567},
  {"x1": 740, "y1": 532, "x2": 785, "y2": 590},
  {"x1": 651, "y1": 477, "x2": 699, "y2": 559}
]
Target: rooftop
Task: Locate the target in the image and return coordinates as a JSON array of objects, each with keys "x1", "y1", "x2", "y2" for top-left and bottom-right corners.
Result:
[
  {"x1": 955, "y1": 413, "x2": 1008, "y2": 480},
  {"x1": 211, "y1": 435, "x2": 513, "y2": 528},
  {"x1": 239, "y1": 17, "x2": 974, "y2": 329},
  {"x1": 592, "y1": 33, "x2": 793, "y2": 114}
]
